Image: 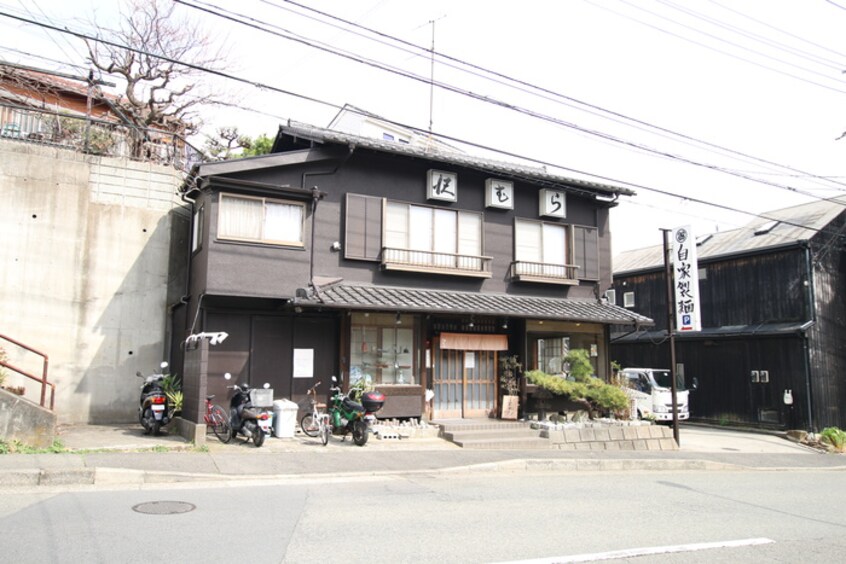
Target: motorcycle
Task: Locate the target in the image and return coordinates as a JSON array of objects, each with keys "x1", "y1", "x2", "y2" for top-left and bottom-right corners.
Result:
[
  {"x1": 327, "y1": 376, "x2": 385, "y2": 446},
  {"x1": 136, "y1": 361, "x2": 171, "y2": 436},
  {"x1": 224, "y1": 373, "x2": 273, "y2": 447}
]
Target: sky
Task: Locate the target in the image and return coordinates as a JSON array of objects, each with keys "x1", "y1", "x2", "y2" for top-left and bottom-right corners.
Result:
[{"x1": 2, "y1": 0, "x2": 845, "y2": 256}]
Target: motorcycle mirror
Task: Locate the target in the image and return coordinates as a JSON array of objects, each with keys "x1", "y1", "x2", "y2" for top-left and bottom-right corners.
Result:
[
  {"x1": 160, "y1": 361, "x2": 168, "y2": 370},
  {"x1": 263, "y1": 383, "x2": 270, "y2": 389},
  {"x1": 224, "y1": 372, "x2": 232, "y2": 380}
]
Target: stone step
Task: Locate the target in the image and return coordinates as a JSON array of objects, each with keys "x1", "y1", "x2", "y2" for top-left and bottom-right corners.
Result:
[
  {"x1": 442, "y1": 428, "x2": 541, "y2": 442},
  {"x1": 437, "y1": 421, "x2": 530, "y2": 433},
  {"x1": 451, "y1": 436, "x2": 552, "y2": 450}
]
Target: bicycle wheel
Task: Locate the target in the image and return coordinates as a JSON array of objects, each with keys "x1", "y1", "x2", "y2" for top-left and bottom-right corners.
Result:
[
  {"x1": 211, "y1": 405, "x2": 232, "y2": 443},
  {"x1": 300, "y1": 413, "x2": 319, "y2": 437},
  {"x1": 320, "y1": 416, "x2": 330, "y2": 446}
]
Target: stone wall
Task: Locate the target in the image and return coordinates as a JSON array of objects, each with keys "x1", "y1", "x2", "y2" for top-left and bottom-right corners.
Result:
[{"x1": 540, "y1": 422, "x2": 679, "y2": 451}]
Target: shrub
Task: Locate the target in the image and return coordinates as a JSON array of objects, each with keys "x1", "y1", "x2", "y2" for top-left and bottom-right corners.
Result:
[
  {"x1": 820, "y1": 427, "x2": 846, "y2": 451},
  {"x1": 526, "y1": 369, "x2": 628, "y2": 416}
]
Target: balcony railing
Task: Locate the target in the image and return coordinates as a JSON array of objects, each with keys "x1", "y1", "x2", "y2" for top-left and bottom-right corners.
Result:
[
  {"x1": 382, "y1": 247, "x2": 492, "y2": 278},
  {"x1": 0, "y1": 103, "x2": 205, "y2": 173},
  {"x1": 510, "y1": 260, "x2": 580, "y2": 285}
]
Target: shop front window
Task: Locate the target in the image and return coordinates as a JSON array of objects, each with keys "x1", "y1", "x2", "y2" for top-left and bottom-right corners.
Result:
[{"x1": 350, "y1": 313, "x2": 415, "y2": 385}]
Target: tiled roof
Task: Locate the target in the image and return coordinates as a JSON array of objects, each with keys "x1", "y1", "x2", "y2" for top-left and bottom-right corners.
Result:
[
  {"x1": 614, "y1": 196, "x2": 846, "y2": 273},
  {"x1": 307, "y1": 283, "x2": 653, "y2": 326},
  {"x1": 278, "y1": 121, "x2": 635, "y2": 198}
]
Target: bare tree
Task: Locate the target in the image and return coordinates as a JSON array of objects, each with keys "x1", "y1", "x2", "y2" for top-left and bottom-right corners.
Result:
[{"x1": 85, "y1": 0, "x2": 227, "y2": 142}]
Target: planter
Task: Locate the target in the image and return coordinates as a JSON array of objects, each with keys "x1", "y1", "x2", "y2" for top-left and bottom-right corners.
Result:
[{"x1": 501, "y1": 394, "x2": 519, "y2": 420}]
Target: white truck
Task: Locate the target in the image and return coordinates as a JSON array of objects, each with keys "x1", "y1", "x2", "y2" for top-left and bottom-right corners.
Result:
[{"x1": 620, "y1": 368, "x2": 696, "y2": 422}]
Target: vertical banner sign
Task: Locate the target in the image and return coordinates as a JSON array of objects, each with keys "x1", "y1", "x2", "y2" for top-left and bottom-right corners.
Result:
[{"x1": 672, "y1": 226, "x2": 701, "y2": 332}]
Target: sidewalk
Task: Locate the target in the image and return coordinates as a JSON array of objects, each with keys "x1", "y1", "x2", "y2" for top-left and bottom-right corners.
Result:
[{"x1": 0, "y1": 423, "x2": 842, "y2": 490}]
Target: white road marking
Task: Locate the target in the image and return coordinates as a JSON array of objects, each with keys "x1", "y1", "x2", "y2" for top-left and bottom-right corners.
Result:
[{"x1": 495, "y1": 537, "x2": 776, "y2": 563}]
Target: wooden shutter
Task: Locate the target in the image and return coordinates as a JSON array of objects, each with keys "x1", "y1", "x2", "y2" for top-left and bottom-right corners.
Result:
[
  {"x1": 574, "y1": 226, "x2": 599, "y2": 280},
  {"x1": 345, "y1": 194, "x2": 383, "y2": 261}
]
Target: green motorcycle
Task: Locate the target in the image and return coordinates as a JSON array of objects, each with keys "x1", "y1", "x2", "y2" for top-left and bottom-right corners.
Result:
[{"x1": 327, "y1": 376, "x2": 385, "y2": 446}]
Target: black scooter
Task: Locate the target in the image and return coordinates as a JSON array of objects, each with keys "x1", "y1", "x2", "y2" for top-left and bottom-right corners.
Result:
[
  {"x1": 136, "y1": 361, "x2": 170, "y2": 436},
  {"x1": 224, "y1": 373, "x2": 273, "y2": 447}
]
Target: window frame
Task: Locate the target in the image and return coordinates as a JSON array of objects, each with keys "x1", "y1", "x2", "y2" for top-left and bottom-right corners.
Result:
[{"x1": 217, "y1": 192, "x2": 306, "y2": 248}]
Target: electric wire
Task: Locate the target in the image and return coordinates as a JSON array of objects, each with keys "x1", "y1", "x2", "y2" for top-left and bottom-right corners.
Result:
[
  {"x1": 587, "y1": 0, "x2": 846, "y2": 95},
  {"x1": 270, "y1": 0, "x2": 846, "y2": 196},
  {"x1": 1, "y1": 7, "x2": 844, "y2": 244},
  {"x1": 657, "y1": 0, "x2": 846, "y2": 70},
  {"x1": 176, "y1": 0, "x2": 846, "y2": 206}
]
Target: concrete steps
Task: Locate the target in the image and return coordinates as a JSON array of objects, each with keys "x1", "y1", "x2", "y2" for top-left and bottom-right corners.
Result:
[{"x1": 438, "y1": 421, "x2": 552, "y2": 450}]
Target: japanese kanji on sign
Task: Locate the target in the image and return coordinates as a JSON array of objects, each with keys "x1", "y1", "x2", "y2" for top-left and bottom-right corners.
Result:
[{"x1": 671, "y1": 225, "x2": 701, "y2": 332}]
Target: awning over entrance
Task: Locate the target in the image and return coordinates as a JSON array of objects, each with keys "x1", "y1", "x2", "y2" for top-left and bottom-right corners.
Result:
[
  {"x1": 309, "y1": 283, "x2": 653, "y2": 326},
  {"x1": 440, "y1": 332, "x2": 508, "y2": 351}
]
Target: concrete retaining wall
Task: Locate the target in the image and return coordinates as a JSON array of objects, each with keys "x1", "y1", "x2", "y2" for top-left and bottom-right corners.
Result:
[
  {"x1": 0, "y1": 140, "x2": 188, "y2": 425},
  {"x1": 0, "y1": 388, "x2": 56, "y2": 447}
]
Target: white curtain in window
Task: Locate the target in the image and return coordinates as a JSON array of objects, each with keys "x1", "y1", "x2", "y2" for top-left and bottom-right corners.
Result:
[
  {"x1": 433, "y1": 208, "x2": 456, "y2": 267},
  {"x1": 542, "y1": 223, "x2": 566, "y2": 265},
  {"x1": 264, "y1": 201, "x2": 303, "y2": 243},
  {"x1": 385, "y1": 202, "x2": 408, "y2": 248},
  {"x1": 409, "y1": 205, "x2": 433, "y2": 251},
  {"x1": 457, "y1": 212, "x2": 481, "y2": 270},
  {"x1": 515, "y1": 220, "x2": 541, "y2": 263},
  {"x1": 220, "y1": 195, "x2": 262, "y2": 240}
]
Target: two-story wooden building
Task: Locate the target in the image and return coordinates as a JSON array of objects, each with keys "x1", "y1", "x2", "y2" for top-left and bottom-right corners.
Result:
[
  {"x1": 609, "y1": 198, "x2": 846, "y2": 432},
  {"x1": 173, "y1": 120, "x2": 651, "y2": 425}
]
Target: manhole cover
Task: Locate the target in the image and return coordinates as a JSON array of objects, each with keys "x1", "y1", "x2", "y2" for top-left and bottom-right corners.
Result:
[{"x1": 132, "y1": 501, "x2": 196, "y2": 515}]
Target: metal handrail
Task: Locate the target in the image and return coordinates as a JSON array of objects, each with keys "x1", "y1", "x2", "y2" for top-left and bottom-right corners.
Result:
[
  {"x1": 0, "y1": 333, "x2": 55, "y2": 410},
  {"x1": 510, "y1": 260, "x2": 580, "y2": 281},
  {"x1": 382, "y1": 246, "x2": 493, "y2": 275},
  {"x1": 0, "y1": 102, "x2": 206, "y2": 173}
]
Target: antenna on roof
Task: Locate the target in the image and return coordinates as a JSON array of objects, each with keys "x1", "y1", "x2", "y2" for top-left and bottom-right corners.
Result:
[{"x1": 426, "y1": 15, "x2": 446, "y2": 144}]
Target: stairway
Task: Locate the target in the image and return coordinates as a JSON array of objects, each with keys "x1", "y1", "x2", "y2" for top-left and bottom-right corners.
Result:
[{"x1": 437, "y1": 420, "x2": 552, "y2": 449}]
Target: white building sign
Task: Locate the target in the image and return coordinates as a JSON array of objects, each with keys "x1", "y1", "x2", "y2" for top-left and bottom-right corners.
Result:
[
  {"x1": 485, "y1": 178, "x2": 513, "y2": 209},
  {"x1": 672, "y1": 225, "x2": 701, "y2": 332},
  {"x1": 539, "y1": 189, "x2": 566, "y2": 218},
  {"x1": 427, "y1": 169, "x2": 457, "y2": 202}
]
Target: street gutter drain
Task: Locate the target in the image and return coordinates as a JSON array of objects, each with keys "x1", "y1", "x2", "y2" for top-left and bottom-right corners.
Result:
[{"x1": 132, "y1": 501, "x2": 196, "y2": 515}]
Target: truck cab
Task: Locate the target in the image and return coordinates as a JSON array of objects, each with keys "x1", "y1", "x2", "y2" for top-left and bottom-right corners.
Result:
[{"x1": 620, "y1": 368, "x2": 695, "y2": 422}]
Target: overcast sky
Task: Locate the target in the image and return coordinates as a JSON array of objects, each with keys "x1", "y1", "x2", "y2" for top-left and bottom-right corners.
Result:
[{"x1": 2, "y1": 0, "x2": 845, "y2": 256}]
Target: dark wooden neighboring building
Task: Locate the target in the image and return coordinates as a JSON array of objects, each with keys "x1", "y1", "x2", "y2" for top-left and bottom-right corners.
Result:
[
  {"x1": 172, "y1": 120, "x2": 652, "y2": 426},
  {"x1": 609, "y1": 198, "x2": 846, "y2": 432}
]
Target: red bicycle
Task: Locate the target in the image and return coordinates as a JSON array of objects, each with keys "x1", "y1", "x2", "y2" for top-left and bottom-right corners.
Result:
[{"x1": 204, "y1": 394, "x2": 231, "y2": 443}]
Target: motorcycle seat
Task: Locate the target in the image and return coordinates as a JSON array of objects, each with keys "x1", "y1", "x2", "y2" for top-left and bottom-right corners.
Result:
[{"x1": 342, "y1": 397, "x2": 365, "y2": 412}]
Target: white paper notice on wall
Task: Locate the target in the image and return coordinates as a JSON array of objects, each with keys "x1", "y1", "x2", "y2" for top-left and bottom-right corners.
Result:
[
  {"x1": 293, "y1": 348, "x2": 314, "y2": 378},
  {"x1": 465, "y1": 351, "x2": 475, "y2": 369}
]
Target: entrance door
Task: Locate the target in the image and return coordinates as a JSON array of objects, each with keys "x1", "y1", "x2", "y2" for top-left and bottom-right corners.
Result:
[{"x1": 432, "y1": 338, "x2": 497, "y2": 418}]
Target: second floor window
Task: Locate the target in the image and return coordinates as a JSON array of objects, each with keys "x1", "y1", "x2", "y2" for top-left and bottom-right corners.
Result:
[
  {"x1": 218, "y1": 193, "x2": 304, "y2": 247},
  {"x1": 384, "y1": 201, "x2": 485, "y2": 272}
]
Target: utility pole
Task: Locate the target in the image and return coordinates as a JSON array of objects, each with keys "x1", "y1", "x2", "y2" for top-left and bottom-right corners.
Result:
[
  {"x1": 662, "y1": 228, "x2": 680, "y2": 446},
  {"x1": 427, "y1": 15, "x2": 446, "y2": 139}
]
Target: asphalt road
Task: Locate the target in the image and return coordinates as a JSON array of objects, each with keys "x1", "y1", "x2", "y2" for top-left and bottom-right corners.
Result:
[{"x1": 2, "y1": 467, "x2": 845, "y2": 563}]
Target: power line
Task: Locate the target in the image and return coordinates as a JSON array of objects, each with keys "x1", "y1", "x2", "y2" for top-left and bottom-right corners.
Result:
[
  {"x1": 2, "y1": 7, "x2": 844, "y2": 243},
  {"x1": 270, "y1": 0, "x2": 846, "y2": 197},
  {"x1": 657, "y1": 0, "x2": 846, "y2": 71},
  {"x1": 177, "y1": 0, "x2": 846, "y2": 205},
  {"x1": 587, "y1": 0, "x2": 846, "y2": 95}
]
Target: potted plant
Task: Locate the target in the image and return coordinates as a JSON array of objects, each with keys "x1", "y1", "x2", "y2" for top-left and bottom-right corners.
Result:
[{"x1": 499, "y1": 355, "x2": 522, "y2": 420}]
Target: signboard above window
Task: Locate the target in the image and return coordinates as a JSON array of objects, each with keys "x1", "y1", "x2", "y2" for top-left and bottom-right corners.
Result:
[
  {"x1": 427, "y1": 169, "x2": 457, "y2": 202},
  {"x1": 539, "y1": 189, "x2": 566, "y2": 218},
  {"x1": 485, "y1": 178, "x2": 513, "y2": 209}
]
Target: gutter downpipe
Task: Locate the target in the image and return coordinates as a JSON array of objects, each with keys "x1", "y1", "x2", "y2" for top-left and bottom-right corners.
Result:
[{"x1": 802, "y1": 243, "x2": 817, "y2": 434}]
